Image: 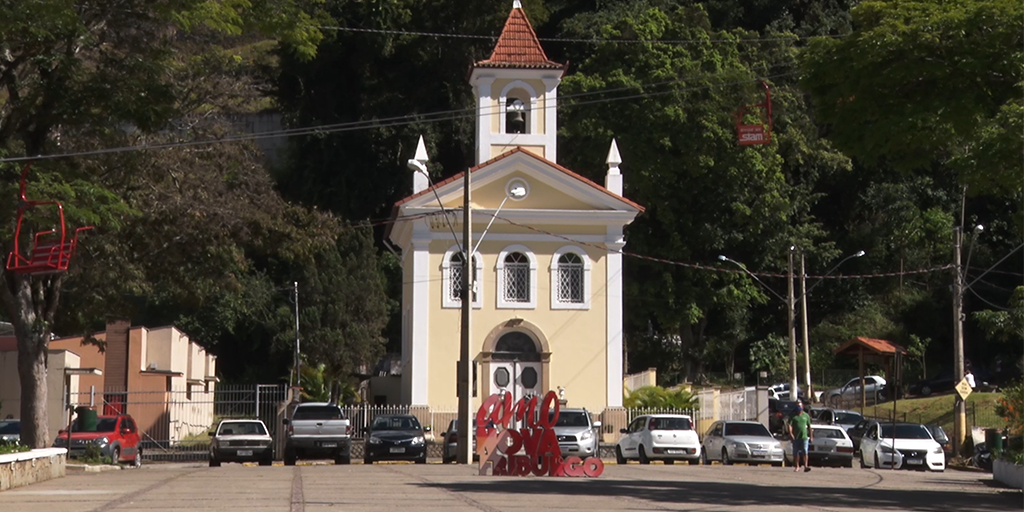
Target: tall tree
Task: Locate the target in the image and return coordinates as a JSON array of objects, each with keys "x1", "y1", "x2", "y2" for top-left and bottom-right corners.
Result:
[{"x1": 0, "y1": 1, "x2": 323, "y2": 448}]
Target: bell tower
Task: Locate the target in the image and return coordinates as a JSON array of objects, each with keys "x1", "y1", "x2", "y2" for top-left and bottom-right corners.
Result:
[{"x1": 469, "y1": 1, "x2": 565, "y2": 165}]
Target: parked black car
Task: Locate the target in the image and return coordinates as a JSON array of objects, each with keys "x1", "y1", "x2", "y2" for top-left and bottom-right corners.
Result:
[
  {"x1": 908, "y1": 369, "x2": 957, "y2": 397},
  {"x1": 768, "y1": 399, "x2": 802, "y2": 437},
  {"x1": 363, "y1": 414, "x2": 429, "y2": 464},
  {"x1": 846, "y1": 419, "x2": 875, "y2": 450}
]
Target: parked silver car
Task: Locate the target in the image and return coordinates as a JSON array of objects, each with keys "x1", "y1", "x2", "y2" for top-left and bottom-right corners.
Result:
[
  {"x1": 701, "y1": 420, "x2": 783, "y2": 466},
  {"x1": 550, "y1": 409, "x2": 600, "y2": 458},
  {"x1": 440, "y1": 419, "x2": 477, "y2": 464},
  {"x1": 209, "y1": 419, "x2": 273, "y2": 467},
  {"x1": 824, "y1": 376, "x2": 887, "y2": 407}
]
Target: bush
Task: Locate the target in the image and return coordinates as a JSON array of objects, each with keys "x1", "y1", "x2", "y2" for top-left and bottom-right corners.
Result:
[
  {"x1": 624, "y1": 386, "x2": 699, "y2": 410},
  {"x1": 0, "y1": 439, "x2": 29, "y2": 455},
  {"x1": 995, "y1": 380, "x2": 1024, "y2": 463}
]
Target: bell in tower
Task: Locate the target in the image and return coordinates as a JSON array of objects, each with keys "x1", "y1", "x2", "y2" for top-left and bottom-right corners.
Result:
[{"x1": 506, "y1": 98, "x2": 527, "y2": 134}]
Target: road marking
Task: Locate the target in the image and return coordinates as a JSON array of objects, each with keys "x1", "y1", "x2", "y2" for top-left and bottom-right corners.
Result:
[
  {"x1": 383, "y1": 465, "x2": 502, "y2": 512},
  {"x1": 5, "y1": 490, "x2": 116, "y2": 495},
  {"x1": 290, "y1": 466, "x2": 304, "y2": 512},
  {"x1": 86, "y1": 467, "x2": 199, "y2": 512}
]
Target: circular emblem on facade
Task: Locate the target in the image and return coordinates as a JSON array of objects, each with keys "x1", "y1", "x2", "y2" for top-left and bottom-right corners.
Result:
[
  {"x1": 506, "y1": 178, "x2": 529, "y2": 201},
  {"x1": 494, "y1": 367, "x2": 511, "y2": 387},
  {"x1": 520, "y1": 367, "x2": 538, "y2": 389}
]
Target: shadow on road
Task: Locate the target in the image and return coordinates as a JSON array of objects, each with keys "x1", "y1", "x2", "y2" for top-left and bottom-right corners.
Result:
[{"x1": 414, "y1": 474, "x2": 1021, "y2": 511}]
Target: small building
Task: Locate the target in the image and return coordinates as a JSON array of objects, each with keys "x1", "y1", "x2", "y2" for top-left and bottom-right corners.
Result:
[
  {"x1": 0, "y1": 320, "x2": 217, "y2": 444},
  {"x1": 386, "y1": 2, "x2": 643, "y2": 413}
]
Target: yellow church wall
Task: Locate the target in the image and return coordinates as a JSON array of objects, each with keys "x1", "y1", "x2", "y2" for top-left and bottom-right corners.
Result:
[
  {"x1": 443, "y1": 171, "x2": 609, "y2": 212},
  {"x1": 425, "y1": 238, "x2": 610, "y2": 412}
]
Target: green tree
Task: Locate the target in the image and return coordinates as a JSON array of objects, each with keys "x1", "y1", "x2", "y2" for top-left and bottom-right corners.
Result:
[
  {"x1": 0, "y1": 1, "x2": 323, "y2": 448},
  {"x1": 557, "y1": 2, "x2": 849, "y2": 381}
]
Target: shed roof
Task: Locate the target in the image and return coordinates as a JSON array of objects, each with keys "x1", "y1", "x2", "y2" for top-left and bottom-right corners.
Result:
[{"x1": 833, "y1": 337, "x2": 907, "y2": 356}]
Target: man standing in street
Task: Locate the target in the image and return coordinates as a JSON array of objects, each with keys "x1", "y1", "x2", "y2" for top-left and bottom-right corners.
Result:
[{"x1": 788, "y1": 402, "x2": 813, "y2": 472}]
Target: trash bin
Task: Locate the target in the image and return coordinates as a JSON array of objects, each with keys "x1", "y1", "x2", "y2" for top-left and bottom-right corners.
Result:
[
  {"x1": 985, "y1": 428, "x2": 1003, "y2": 454},
  {"x1": 75, "y1": 407, "x2": 97, "y2": 432}
]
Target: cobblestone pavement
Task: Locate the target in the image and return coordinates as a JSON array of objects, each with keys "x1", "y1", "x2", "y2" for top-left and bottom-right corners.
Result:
[{"x1": 1, "y1": 461, "x2": 1020, "y2": 512}]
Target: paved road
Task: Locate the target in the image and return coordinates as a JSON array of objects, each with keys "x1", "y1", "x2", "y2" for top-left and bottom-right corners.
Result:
[{"x1": 1, "y1": 462, "x2": 1020, "y2": 512}]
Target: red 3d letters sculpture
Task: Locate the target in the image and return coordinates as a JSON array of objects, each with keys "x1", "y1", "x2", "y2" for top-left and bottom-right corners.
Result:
[{"x1": 475, "y1": 390, "x2": 604, "y2": 477}]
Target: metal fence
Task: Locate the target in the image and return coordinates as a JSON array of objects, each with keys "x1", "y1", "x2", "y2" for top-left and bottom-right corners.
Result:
[{"x1": 68, "y1": 383, "x2": 288, "y2": 461}]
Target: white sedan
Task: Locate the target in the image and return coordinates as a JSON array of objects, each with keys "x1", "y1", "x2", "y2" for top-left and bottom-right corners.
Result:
[
  {"x1": 783, "y1": 425, "x2": 856, "y2": 467},
  {"x1": 859, "y1": 422, "x2": 945, "y2": 472},
  {"x1": 617, "y1": 414, "x2": 701, "y2": 464}
]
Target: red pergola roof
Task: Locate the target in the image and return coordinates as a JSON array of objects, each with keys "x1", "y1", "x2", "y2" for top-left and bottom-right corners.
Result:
[
  {"x1": 834, "y1": 337, "x2": 907, "y2": 356},
  {"x1": 475, "y1": 6, "x2": 564, "y2": 70}
]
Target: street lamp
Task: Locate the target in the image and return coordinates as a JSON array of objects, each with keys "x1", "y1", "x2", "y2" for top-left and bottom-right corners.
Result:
[{"x1": 799, "y1": 250, "x2": 865, "y2": 399}]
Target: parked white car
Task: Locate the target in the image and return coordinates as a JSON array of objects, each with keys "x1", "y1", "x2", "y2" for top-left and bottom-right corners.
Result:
[
  {"x1": 616, "y1": 414, "x2": 701, "y2": 464},
  {"x1": 209, "y1": 419, "x2": 274, "y2": 467},
  {"x1": 859, "y1": 422, "x2": 945, "y2": 472},
  {"x1": 701, "y1": 420, "x2": 783, "y2": 466},
  {"x1": 783, "y1": 424, "x2": 855, "y2": 467},
  {"x1": 824, "y1": 376, "x2": 887, "y2": 407}
]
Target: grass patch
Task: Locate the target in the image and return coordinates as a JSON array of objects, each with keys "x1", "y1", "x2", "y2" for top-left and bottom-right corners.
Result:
[{"x1": 854, "y1": 392, "x2": 1003, "y2": 434}]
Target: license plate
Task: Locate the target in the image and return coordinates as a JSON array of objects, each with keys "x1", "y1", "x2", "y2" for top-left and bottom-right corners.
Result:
[
  {"x1": 753, "y1": 450, "x2": 767, "y2": 456},
  {"x1": 237, "y1": 450, "x2": 253, "y2": 456},
  {"x1": 390, "y1": 447, "x2": 405, "y2": 454},
  {"x1": 667, "y1": 449, "x2": 684, "y2": 454},
  {"x1": 907, "y1": 458, "x2": 923, "y2": 465},
  {"x1": 321, "y1": 442, "x2": 338, "y2": 448}
]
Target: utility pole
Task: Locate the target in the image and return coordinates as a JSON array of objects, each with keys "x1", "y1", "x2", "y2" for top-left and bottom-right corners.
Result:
[
  {"x1": 788, "y1": 248, "x2": 799, "y2": 401},
  {"x1": 800, "y1": 252, "x2": 812, "y2": 399},
  {"x1": 293, "y1": 281, "x2": 300, "y2": 391},
  {"x1": 952, "y1": 226, "x2": 966, "y2": 455},
  {"x1": 457, "y1": 169, "x2": 474, "y2": 465}
]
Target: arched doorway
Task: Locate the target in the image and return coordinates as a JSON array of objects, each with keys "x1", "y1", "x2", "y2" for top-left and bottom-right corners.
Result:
[{"x1": 489, "y1": 331, "x2": 542, "y2": 403}]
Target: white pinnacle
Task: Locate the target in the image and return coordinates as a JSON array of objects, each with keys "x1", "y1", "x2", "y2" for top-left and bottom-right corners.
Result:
[
  {"x1": 606, "y1": 139, "x2": 622, "y2": 170},
  {"x1": 513, "y1": 0, "x2": 522, "y2": 9},
  {"x1": 413, "y1": 135, "x2": 428, "y2": 163}
]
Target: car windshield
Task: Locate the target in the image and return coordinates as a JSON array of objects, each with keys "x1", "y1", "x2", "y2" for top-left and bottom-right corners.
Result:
[
  {"x1": 0, "y1": 421, "x2": 19, "y2": 434},
  {"x1": 724, "y1": 423, "x2": 771, "y2": 437},
  {"x1": 219, "y1": 422, "x2": 267, "y2": 436},
  {"x1": 72, "y1": 417, "x2": 117, "y2": 432},
  {"x1": 372, "y1": 416, "x2": 421, "y2": 431},
  {"x1": 880, "y1": 424, "x2": 933, "y2": 439},
  {"x1": 649, "y1": 417, "x2": 691, "y2": 431},
  {"x1": 292, "y1": 406, "x2": 344, "y2": 420},
  {"x1": 834, "y1": 412, "x2": 863, "y2": 424},
  {"x1": 812, "y1": 427, "x2": 846, "y2": 439},
  {"x1": 927, "y1": 426, "x2": 949, "y2": 443},
  {"x1": 551, "y1": 411, "x2": 590, "y2": 427}
]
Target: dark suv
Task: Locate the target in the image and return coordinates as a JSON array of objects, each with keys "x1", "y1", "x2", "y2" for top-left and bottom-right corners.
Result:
[{"x1": 768, "y1": 399, "x2": 802, "y2": 437}]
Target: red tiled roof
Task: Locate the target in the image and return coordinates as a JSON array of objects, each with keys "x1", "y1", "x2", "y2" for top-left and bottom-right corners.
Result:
[
  {"x1": 834, "y1": 337, "x2": 907, "y2": 356},
  {"x1": 475, "y1": 6, "x2": 564, "y2": 70},
  {"x1": 393, "y1": 147, "x2": 644, "y2": 212}
]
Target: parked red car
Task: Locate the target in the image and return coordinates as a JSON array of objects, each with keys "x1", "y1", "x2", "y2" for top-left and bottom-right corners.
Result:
[{"x1": 52, "y1": 414, "x2": 142, "y2": 466}]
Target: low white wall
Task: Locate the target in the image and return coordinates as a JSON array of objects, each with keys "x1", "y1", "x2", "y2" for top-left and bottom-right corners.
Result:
[
  {"x1": 993, "y1": 459, "x2": 1024, "y2": 491},
  {"x1": 0, "y1": 448, "x2": 67, "y2": 491}
]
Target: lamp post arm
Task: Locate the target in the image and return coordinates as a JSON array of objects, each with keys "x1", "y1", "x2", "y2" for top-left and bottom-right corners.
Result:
[
  {"x1": 799, "y1": 252, "x2": 865, "y2": 300},
  {"x1": 720, "y1": 257, "x2": 787, "y2": 303},
  {"x1": 472, "y1": 196, "x2": 510, "y2": 256}
]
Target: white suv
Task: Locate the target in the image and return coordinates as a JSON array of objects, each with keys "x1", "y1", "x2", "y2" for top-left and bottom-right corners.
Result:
[{"x1": 616, "y1": 414, "x2": 701, "y2": 464}]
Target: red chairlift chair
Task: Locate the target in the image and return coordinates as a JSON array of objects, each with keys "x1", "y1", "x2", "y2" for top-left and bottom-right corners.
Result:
[
  {"x1": 736, "y1": 81, "x2": 773, "y2": 146},
  {"x1": 5, "y1": 164, "x2": 94, "y2": 276}
]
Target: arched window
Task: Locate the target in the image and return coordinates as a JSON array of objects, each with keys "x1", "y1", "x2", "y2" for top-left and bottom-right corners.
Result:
[
  {"x1": 496, "y1": 245, "x2": 537, "y2": 309},
  {"x1": 550, "y1": 246, "x2": 591, "y2": 310},
  {"x1": 503, "y1": 252, "x2": 530, "y2": 302},
  {"x1": 505, "y1": 98, "x2": 528, "y2": 134},
  {"x1": 443, "y1": 245, "x2": 482, "y2": 309},
  {"x1": 499, "y1": 81, "x2": 536, "y2": 135}
]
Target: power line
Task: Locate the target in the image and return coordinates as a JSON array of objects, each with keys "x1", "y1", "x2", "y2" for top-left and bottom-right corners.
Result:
[
  {"x1": 0, "y1": 71, "x2": 798, "y2": 164},
  {"x1": 318, "y1": 26, "x2": 848, "y2": 45}
]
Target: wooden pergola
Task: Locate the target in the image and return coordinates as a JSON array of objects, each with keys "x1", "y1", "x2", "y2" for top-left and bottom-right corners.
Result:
[{"x1": 833, "y1": 337, "x2": 908, "y2": 409}]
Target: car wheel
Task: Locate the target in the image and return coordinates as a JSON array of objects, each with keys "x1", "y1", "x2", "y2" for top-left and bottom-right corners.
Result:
[
  {"x1": 363, "y1": 456, "x2": 373, "y2": 465},
  {"x1": 133, "y1": 449, "x2": 142, "y2": 469},
  {"x1": 664, "y1": 459, "x2": 675, "y2": 465},
  {"x1": 873, "y1": 452, "x2": 882, "y2": 469},
  {"x1": 721, "y1": 449, "x2": 732, "y2": 466},
  {"x1": 701, "y1": 451, "x2": 709, "y2": 465},
  {"x1": 259, "y1": 456, "x2": 272, "y2": 466},
  {"x1": 921, "y1": 386, "x2": 932, "y2": 397},
  {"x1": 111, "y1": 446, "x2": 121, "y2": 464},
  {"x1": 209, "y1": 458, "x2": 221, "y2": 467},
  {"x1": 847, "y1": 458, "x2": 855, "y2": 468},
  {"x1": 615, "y1": 446, "x2": 627, "y2": 464},
  {"x1": 416, "y1": 455, "x2": 427, "y2": 464},
  {"x1": 638, "y1": 446, "x2": 650, "y2": 465},
  {"x1": 335, "y1": 454, "x2": 351, "y2": 465},
  {"x1": 284, "y1": 449, "x2": 296, "y2": 466},
  {"x1": 772, "y1": 461, "x2": 782, "y2": 467},
  {"x1": 689, "y1": 458, "x2": 700, "y2": 465}
]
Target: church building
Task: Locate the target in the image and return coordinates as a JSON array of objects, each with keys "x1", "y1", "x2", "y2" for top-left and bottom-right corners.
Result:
[{"x1": 386, "y1": 1, "x2": 643, "y2": 414}]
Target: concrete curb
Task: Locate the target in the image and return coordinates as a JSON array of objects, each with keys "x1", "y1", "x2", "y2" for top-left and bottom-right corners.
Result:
[{"x1": 67, "y1": 464, "x2": 122, "y2": 473}]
